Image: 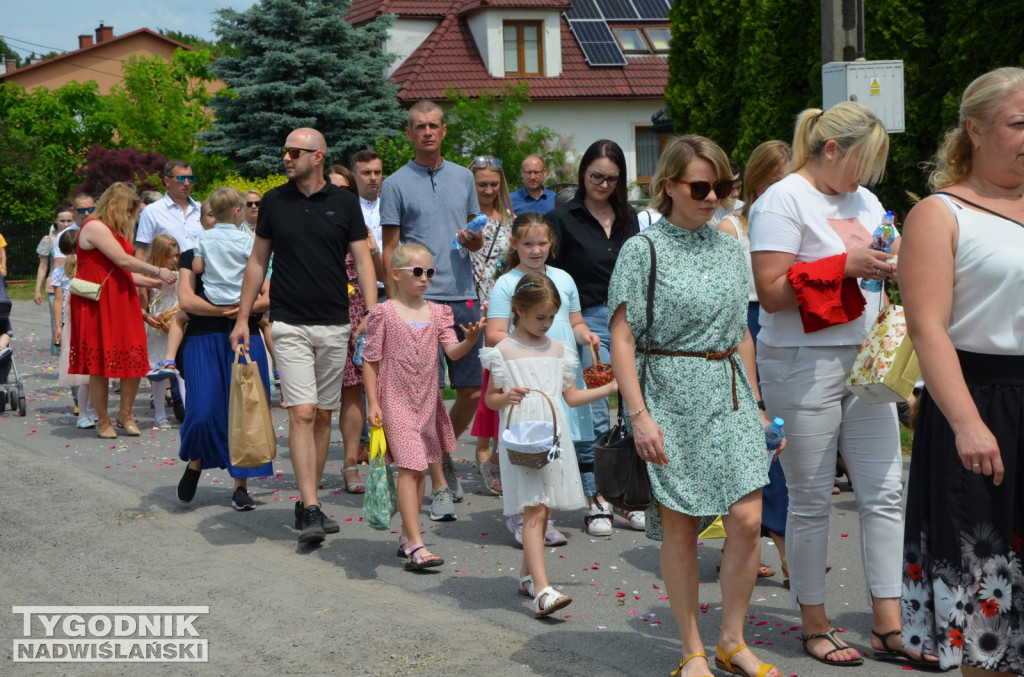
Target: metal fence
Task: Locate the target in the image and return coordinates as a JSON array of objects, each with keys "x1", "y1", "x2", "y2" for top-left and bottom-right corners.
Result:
[{"x1": 2, "y1": 224, "x2": 49, "y2": 281}]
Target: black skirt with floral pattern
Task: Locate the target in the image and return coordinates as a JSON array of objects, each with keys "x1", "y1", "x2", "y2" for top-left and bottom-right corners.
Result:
[{"x1": 902, "y1": 351, "x2": 1024, "y2": 672}]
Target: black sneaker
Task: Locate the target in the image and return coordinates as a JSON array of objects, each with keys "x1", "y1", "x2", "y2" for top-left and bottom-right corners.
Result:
[
  {"x1": 231, "y1": 487, "x2": 255, "y2": 511},
  {"x1": 293, "y1": 500, "x2": 339, "y2": 533},
  {"x1": 177, "y1": 466, "x2": 201, "y2": 503},
  {"x1": 298, "y1": 505, "x2": 326, "y2": 544}
]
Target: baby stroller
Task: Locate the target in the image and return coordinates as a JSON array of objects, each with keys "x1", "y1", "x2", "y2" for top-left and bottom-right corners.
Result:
[{"x1": 0, "y1": 276, "x2": 26, "y2": 416}]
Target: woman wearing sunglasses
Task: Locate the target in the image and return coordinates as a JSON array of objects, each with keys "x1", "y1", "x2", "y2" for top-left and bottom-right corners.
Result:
[
  {"x1": 548, "y1": 139, "x2": 639, "y2": 536},
  {"x1": 609, "y1": 135, "x2": 780, "y2": 677},
  {"x1": 749, "y1": 103, "x2": 936, "y2": 668}
]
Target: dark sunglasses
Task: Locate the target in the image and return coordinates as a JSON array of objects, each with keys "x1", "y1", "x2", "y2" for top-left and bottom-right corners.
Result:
[
  {"x1": 171, "y1": 175, "x2": 196, "y2": 184},
  {"x1": 471, "y1": 156, "x2": 502, "y2": 170},
  {"x1": 246, "y1": 201, "x2": 261, "y2": 208},
  {"x1": 283, "y1": 147, "x2": 317, "y2": 159},
  {"x1": 76, "y1": 206, "x2": 95, "y2": 215},
  {"x1": 396, "y1": 266, "x2": 436, "y2": 279},
  {"x1": 675, "y1": 178, "x2": 735, "y2": 201}
]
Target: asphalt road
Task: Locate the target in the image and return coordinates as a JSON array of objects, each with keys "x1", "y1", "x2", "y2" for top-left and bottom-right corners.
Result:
[{"x1": 0, "y1": 298, "x2": 927, "y2": 676}]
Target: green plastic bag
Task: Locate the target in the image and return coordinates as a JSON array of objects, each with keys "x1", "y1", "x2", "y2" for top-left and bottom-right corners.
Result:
[{"x1": 363, "y1": 426, "x2": 398, "y2": 530}]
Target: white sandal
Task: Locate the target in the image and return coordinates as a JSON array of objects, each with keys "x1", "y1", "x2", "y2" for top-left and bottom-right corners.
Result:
[
  {"x1": 517, "y1": 575, "x2": 535, "y2": 597},
  {"x1": 533, "y1": 586, "x2": 572, "y2": 618}
]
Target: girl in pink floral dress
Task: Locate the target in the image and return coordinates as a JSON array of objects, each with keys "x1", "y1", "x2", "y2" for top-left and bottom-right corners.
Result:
[{"x1": 363, "y1": 243, "x2": 485, "y2": 571}]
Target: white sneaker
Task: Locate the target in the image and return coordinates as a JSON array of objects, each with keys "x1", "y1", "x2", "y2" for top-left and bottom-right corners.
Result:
[
  {"x1": 585, "y1": 502, "x2": 613, "y2": 536},
  {"x1": 613, "y1": 506, "x2": 647, "y2": 531},
  {"x1": 76, "y1": 418, "x2": 96, "y2": 430}
]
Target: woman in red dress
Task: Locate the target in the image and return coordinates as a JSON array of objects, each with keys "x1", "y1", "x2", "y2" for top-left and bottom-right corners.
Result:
[{"x1": 69, "y1": 182, "x2": 177, "y2": 438}]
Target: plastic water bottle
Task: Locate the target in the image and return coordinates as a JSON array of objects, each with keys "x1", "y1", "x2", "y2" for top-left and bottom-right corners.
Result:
[
  {"x1": 352, "y1": 334, "x2": 365, "y2": 367},
  {"x1": 861, "y1": 211, "x2": 896, "y2": 292},
  {"x1": 453, "y1": 213, "x2": 490, "y2": 250},
  {"x1": 764, "y1": 417, "x2": 785, "y2": 471}
]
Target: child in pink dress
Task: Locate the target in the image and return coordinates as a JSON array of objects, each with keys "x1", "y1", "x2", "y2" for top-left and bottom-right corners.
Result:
[{"x1": 363, "y1": 242, "x2": 485, "y2": 571}]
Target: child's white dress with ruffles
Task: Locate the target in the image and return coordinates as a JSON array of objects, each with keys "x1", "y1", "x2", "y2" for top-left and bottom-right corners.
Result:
[{"x1": 480, "y1": 337, "x2": 587, "y2": 516}]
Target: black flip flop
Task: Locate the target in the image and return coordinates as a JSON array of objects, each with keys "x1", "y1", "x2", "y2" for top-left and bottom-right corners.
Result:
[
  {"x1": 404, "y1": 544, "x2": 443, "y2": 571},
  {"x1": 871, "y1": 629, "x2": 946, "y2": 671},
  {"x1": 801, "y1": 628, "x2": 864, "y2": 667}
]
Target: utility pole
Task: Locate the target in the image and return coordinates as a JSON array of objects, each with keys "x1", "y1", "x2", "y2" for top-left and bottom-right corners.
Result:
[{"x1": 821, "y1": 0, "x2": 865, "y2": 63}]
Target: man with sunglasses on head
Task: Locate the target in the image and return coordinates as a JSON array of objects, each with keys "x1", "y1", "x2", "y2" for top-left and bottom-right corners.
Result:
[
  {"x1": 380, "y1": 100, "x2": 482, "y2": 518},
  {"x1": 510, "y1": 155, "x2": 556, "y2": 215},
  {"x1": 231, "y1": 128, "x2": 378, "y2": 546}
]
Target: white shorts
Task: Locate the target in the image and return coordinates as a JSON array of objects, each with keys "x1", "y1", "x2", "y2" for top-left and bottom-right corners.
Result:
[{"x1": 271, "y1": 321, "x2": 351, "y2": 410}]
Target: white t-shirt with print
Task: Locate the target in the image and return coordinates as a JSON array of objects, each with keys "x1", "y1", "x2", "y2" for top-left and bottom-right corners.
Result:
[{"x1": 748, "y1": 173, "x2": 886, "y2": 347}]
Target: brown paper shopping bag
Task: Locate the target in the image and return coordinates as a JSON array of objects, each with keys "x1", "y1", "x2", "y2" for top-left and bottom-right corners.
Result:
[{"x1": 228, "y1": 345, "x2": 277, "y2": 468}]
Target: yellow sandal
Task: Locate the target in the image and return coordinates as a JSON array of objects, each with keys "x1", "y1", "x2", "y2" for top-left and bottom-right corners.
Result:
[
  {"x1": 715, "y1": 644, "x2": 779, "y2": 677},
  {"x1": 670, "y1": 652, "x2": 712, "y2": 676}
]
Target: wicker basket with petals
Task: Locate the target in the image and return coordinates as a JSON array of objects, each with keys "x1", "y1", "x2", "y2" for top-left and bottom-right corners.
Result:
[{"x1": 583, "y1": 344, "x2": 614, "y2": 388}]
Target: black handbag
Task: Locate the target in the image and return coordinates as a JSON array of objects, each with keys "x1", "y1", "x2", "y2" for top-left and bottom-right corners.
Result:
[{"x1": 594, "y1": 235, "x2": 655, "y2": 512}]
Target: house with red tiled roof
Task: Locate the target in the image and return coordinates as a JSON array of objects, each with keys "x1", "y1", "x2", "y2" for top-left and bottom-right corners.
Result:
[
  {"x1": 347, "y1": 0, "x2": 672, "y2": 185},
  {"x1": 0, "y1": 24, "x2": 227, "y2": 96}
]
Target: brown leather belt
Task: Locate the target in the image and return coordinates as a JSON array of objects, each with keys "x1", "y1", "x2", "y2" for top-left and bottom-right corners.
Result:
[{"x1": 646, "y1": 347, "x2": 739, "y2": 410}]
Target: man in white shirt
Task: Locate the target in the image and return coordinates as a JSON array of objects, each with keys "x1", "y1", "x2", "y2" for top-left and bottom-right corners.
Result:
[
  {"x1": 135, "y1": 160, "x2": 203, "y2": 328},
  {"x1": 352, "y1": 149, "x2": 384, "y2": 295},
  {"x1": 136, "y1": 160, "x2": 203, "y2": 255}
]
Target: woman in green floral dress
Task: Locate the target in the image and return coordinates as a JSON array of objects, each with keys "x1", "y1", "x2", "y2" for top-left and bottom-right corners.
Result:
[{"x1": 609, "y1": 135, "x2": 780, "y2": 677}]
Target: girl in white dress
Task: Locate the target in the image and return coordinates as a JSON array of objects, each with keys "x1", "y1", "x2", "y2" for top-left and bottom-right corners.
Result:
[{"x1": 482, "y1": 272, "x2": 617, "y2": 617}]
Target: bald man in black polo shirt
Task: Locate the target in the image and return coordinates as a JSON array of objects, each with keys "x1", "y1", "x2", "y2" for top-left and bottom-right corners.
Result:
[{"x1": 231, "y1": 128, "x2": 378, "y2": 545}]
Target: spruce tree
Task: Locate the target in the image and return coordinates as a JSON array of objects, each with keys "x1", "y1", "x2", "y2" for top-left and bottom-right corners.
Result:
[{"x1": 201, "y1": 0, "x2": 404, "y2": 177}]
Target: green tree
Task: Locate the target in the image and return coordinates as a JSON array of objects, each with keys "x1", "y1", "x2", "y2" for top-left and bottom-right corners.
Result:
[
  {"x1": 202, "y1": 0, "x2": 404, "y2": 177},
  {"x1": 665, "y1": 0, "x2": 742, "y2": 153},
  {"x1": 158, "y1": 28, "x2": 241, "y2": 58},
  {"x1": 0, "y1": 81, "x2": 113, "y2": 221},
  {"x1": 731, "y1": 0, "x2": 820, "y2": 160},
  {"x1": 0, "y1": 125, "x2": 64, "y2": 222},
  {"x1": 0, "y1": 37, "x2": 21, "y2": 68}
]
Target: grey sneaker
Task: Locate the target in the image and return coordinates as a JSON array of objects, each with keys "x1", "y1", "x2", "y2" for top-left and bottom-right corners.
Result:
[
  {"x1": 429, "y1": 487, "x2": 457, "y2": 522},
  {"x1": 441, "y1": 455, "x2": 464, "y2": 502}
]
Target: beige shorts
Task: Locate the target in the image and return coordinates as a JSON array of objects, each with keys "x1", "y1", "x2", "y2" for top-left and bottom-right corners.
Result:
[{"x1": 271, "y1": 321, "x2": 351, "y2": 410}]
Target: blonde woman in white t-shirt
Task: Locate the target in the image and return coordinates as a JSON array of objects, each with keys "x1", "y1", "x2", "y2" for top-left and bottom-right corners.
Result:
[{"x1": 749, "y1": 102, "x2": 938, "y2": 669}]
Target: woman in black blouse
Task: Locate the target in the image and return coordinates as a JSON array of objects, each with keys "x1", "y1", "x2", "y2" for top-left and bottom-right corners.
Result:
[{"x1": 548, "y1": 139, "x2": 639, "y2": 535}]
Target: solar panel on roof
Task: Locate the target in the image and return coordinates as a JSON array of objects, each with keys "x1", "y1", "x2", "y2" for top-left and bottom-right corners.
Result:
[
  {"x1": 568, "y1": 19, "x2": 628, "y2": 66},
  {"x1": 595, "y1": 0, "x2": 638, "y2": 20},
  {"x1": 633, "y1": 0, "x2": 669, "y2": 20},
  {"x1": 565, "y1": 0, "x2": 602, "y2": 20}
]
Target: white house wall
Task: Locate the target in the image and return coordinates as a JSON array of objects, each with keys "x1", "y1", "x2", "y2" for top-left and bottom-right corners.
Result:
[
  {"x1": 384, "y1": 19, "x2": 438, "y2": 77},
  {"x1": 520, "y1": 99, "x2": 666, "y2": 192},
  {"x1": 465, "y1": 10, "x2": 563, "y2": 78}
]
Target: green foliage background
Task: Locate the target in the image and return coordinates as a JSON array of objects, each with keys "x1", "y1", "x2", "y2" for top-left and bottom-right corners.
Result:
[{"x1": 666, "y1": 0, "x2": 1024, "y2": 217}]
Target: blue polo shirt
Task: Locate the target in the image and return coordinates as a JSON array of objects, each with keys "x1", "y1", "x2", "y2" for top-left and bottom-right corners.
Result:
[
  {"x1": 380, "y1": 159, "x2": 479, "y2": 301},
  {"x1": 510, "y1": 186, "x2": 556, "y2": 215}
]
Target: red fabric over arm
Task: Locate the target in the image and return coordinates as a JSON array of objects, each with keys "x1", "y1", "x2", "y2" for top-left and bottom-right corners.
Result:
[{"x1": 786, "y1": 253, "x2": 866, "y2": 333}]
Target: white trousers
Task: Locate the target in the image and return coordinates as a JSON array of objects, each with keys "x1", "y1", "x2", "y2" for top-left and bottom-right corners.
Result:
[{"x1": 757, "y1": 343, "x2": 904, "y2": 607}]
